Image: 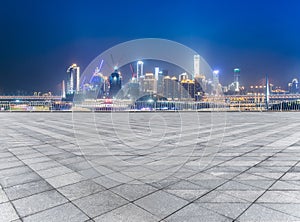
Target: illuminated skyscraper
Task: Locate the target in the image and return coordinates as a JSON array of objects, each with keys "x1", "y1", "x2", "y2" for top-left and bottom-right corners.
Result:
[
  {"x1": 136, "y1": 60, "x2": 144, "y2": 81},
  {"x1": 142, "y1": 73, "x2": 157, "y2": 94},
  {"x1": 193, "y1": 55, "x2": 200, "y2": 79},
  {"x1": 179, "y1": 72, "x2": 188, "y2": 82},
  {"x1": 154, "y1": 67, "x2": 159, "y2": 80},
  {"x1": 234, "y1": 68, "x2": 240, "y2": 92},
  {"x1": 180, "y1": 79, "x2": 195, "y2": 99},
  {"x1": 66, "y1": 64, "x2": 80, "y2": 94},
  {"x1": 163, "y1": 76, "x2": 178, "y2": 100},
  {"x1": 62, "y1": 80, "x2": 66, "y2": 98},
  {"x1": 213, "y1": 70, "x2": 220, "y2": 94},
  {"x1": 109, "y1": 69, "x2": 122, "y2": 98}
]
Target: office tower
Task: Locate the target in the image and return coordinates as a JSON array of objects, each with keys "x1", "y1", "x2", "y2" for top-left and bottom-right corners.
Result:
[
  {"x1": 179, "y1": 72, "x2": 188, "y2": 82},
  {"x1": 109, "y1": 69, "x2": 122, "y2": 98},
  {"x1": 67, "y1": 64, "x2": 80, "y2": 94},
  {"x1": 62, "y1": 80, "x2": 66, "y2": 98},
  {"x1": 180, "y1": 79, "x2": 195, "y2": 99},
  {"x1": 163, "y1": 76, "x2": 178, "y2": 100},
  {"x1": 289, "y1": 78, "x2": 299, "y2": 94},
  {"x1": 265, "y1": 74, "x2": 270, "y2": 109},
  {"x1": 213, "y1": 70, "x2": 220, "y2": 94},
  {"x1": 90, "y1": 67, "x2": 106, "y2": 98},
  {"x1": 157, "y1": 71, "x2": 164, "y2": 95},
  {"x1": 194, "y1": 73, "x2": 206, "y2": 92},
  {"x1": 194, "y1": 55, "x2": 200, "y2": 80},
  {"x1": 142, "y1": 73, "x2": 157, "y2": 94},
  {"x1": 171, "y1": 76, "x2": 179, "y2": 99},
  {"x1": 163, "y1": 76, "x2": 172, "y2": 99},
  {"x1": 155, "y1": 67, "x2": 159, "y2": 81},
  {"x1": 234, "y1": 68, "x2": 240, "y2": 92},
  {"x1": 136, "y1": 60, "x2": 144, "y2": 81}
]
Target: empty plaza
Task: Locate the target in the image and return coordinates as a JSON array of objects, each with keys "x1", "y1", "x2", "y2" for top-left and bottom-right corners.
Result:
[{"x1": 1, "y1": 112, "x2": 300, "y2": 221}]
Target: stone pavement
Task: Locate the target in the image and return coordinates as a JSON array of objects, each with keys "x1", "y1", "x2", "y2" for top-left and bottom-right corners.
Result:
[{"x1": 1, "y1": 112, "x2": 300, "y2": 221}]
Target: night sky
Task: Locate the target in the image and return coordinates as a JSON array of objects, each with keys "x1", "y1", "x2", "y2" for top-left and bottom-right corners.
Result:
[{"x1": 1, "y1": 0, "x2": 300, "y2": 94}]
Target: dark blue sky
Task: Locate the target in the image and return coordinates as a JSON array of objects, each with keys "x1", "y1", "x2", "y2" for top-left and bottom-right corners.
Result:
[{"x1": 1, "y1": 0, "x2": 300, "y2": 94}]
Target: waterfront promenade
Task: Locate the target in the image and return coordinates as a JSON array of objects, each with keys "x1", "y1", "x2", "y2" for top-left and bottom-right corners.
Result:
[{"x1": 1, "y1": 112, "x2": 300, "y2": 221}]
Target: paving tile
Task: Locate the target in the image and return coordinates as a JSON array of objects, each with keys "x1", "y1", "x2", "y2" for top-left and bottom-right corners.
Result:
[
  {"x1": 0, "y1": 166, "x2": 32, "y2": 177},
  {"x1": 46, "y1": 172, "x2": 86, "y2": 188},
  {"x1": 196, "y1": 191, "x2": 248, "y2": 203},
  {"x1": 260, "y1": 203, "x2": 300, "y2": 218},
  {"x1": 73, "y1": 190, "x2": 128, "y2": 218},
  {"x1": 269, "y1": 180, "x2": 300, "y2": 190},
  {"x1": 36, "y1": 165, "x2": 73, "y2": 178},
  {"x1": 221, "y1": 190, "x2": 264, "y2": 202},
  {"x1": 58, "y1": 180, "x2": 105, "y2": 201},
  {"x1": 0, "y1": 187, "x2": 9, "y2": 203},
  {"x1": 111, "y1": 183, "x2": 157, "y2": 201},
  {"x1": 257, "y1": 191, "x2": 300, "y2": 203},
  {"x1": 0, "y1": 172, "x2": 41, "y2": 188},
  {"x1": 164, "y1": 203, "x2": 231, "y2": 222},
  {"x1": 13, "y1": 190, "x2": 68, "y2": 217},
  {"x1": 4, "y1": 180, "x2": 52, "y2": 200},
  {"x1": 22, "y1": 203, "x2": 89, "y2": 222},
  {"x1": 238, "y1": 204, "x2": 300, "y2": 221},
  {"x1": 0, "y1": 161, "x2": 24, "y2": 170},
  {"x1": 77, "y1": 168, "x2": 103, "y2": 179},
  {"x1": 29, "y1": 161, "x2": 62, "y2": 171},
  {"x1": 201, "y1": 202, "x2": 251, "y2": 219},
  {"x1": 93, "y1": 175, "x2": 122, "y2": 189},
  {"x1": 135, "y1": 190, "x2": 188, "y2": 219},
  {"x1": 94, "y1": 203, "x2": 159, "y2": 222},
  {"x1": 0, "y1": 202, "x2": 19, "y2": 221}
]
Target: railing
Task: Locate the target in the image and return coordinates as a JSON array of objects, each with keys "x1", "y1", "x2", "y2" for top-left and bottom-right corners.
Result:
[{"x1": 1, "y1": 100, "x2": 300, "y2": 112}]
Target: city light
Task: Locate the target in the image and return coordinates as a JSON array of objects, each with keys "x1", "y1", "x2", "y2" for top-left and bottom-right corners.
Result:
[{"x1": 213, "y1": 70, "x2": 220, "y2": 75}]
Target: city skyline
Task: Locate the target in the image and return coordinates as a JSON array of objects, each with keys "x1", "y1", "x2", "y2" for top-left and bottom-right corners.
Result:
[{"x1": 1, "y1": 0, "x2": 300, "y2": 93}]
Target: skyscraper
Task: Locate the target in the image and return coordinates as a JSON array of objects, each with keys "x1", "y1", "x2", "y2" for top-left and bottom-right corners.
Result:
[
  {"x1": 109, "y1": 69, "x2": 122, "y2": 98},
  {"x1": 193, "y1": 55, "x2": 200, "y2": 80},
  {"x1": 213, "y1": 70, "x2": 220, "y2": 94},
  {"x1": 163, "y1": 76, "x2": 178, "y2": 100},
  {"x1": 142, "y1": 73, "x2": 157, "y2": 94},
  {"x1": 154, "y1": 67, "x2": 159, "y2": 81},
  {"x1": 234, "y1": 68, "x2": 240, "y2": 92},
  {"x1": 136, "y1": 60, "x2": 144, "y2": 81},
  {"x1": 62, "y1": 80, "x2": 66, "y2": 98},
  {"x1": 180, "y1": 79, "x2": 195, "y2": 100},
  {"x1": 66, "y1": 64, "x2": 80, "y2": 94}
]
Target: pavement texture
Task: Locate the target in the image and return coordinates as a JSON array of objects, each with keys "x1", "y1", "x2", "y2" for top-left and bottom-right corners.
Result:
[{"x1": 1, "y1": 112, "x2": 300, "y2": 221}]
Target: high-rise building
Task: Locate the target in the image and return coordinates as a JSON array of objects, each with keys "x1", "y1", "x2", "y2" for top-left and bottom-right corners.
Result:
[
  {"x1": 193, "y1": 55, "x2": 200, "y2": 80},
  {"x1": 163, "y1": 76, "x2": 172, "y2": 99},
  {"x1": 136, "y1": 60, "x2": 144, "y2": 81},
  {"x1": 62, "y1": 80, "x2": 66, "y2": 98},
  {"x1": 66, "y1": 64, "x2": 80, "y2": 94},
  {"x1": 289, "y1": 78, "x2": 299, "y2": 94},
  {"x1": 142, "y1": 73, "x2": 157, "y2": 94},
  {"x1": 163, "y1": 76, "x2": 178, "y2": 100},
  {"x1": 179, "y1": 72, "x2": 188, "y2": 82},
  {"x1": 212, "y1": 70, "x2": 220, "y2": 95},
  {"x1": 89, "y1": 67, "x2": 106, "y2": 98},
  {"x1": 109, "y1": 69, "x2": 122, "y2": 98},
  {"x1": 154, "y1": 67, "x2": 159, "y2": 81},
  {"x1": 234, "y1": 68, "x2": 240, "y2": 92},
  {"x1": 180, "y1": 79, "x2": 195, "y2": 100}
]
